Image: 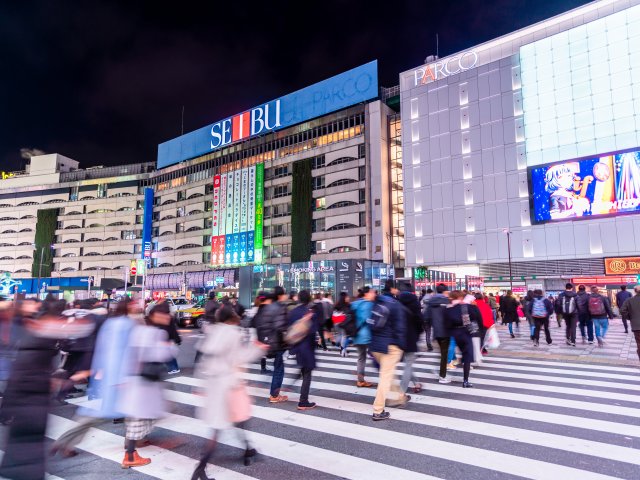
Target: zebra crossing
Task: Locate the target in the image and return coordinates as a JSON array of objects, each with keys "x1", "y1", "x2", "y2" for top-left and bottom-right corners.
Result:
[{"x1": 42, "y1": 348, "x2": 640, "y2": 480}]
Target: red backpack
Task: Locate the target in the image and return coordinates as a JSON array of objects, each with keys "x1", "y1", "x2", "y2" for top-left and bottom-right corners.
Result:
[{"x1": 588, "y1": 295, "x2": 606, "y2": 316}]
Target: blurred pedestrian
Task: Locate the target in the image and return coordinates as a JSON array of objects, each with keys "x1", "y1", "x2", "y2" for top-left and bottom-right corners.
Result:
[
  {"x1": 527, "y1": 289, "x2": 554, "y2": 347},
  {"x1": 118, "y1": 307, "x2": 177, "y2": 468},
  {"x1": 423, "y1": 283, "x2": 451, "y2": 383},
  {"x1": 620, "y1": 285, "x2": 640, "y2": 361},
  {"x1": 443, "y1": 291, "x2": 479, "y2": 388},
  {"x1": 191, "y1": 305, "x2": 267, "y2": 479},
  {"x1": 499, "y1": 290, "x2": 519, "y2": 338},
  {"x1": 395, "y1": 281, "x2": 423, "y2": 394}
]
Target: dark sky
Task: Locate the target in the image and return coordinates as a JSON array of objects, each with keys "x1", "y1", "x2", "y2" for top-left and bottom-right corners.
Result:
[{"x1": 0, "y1": 0, "x2": 590, "y2": 171}]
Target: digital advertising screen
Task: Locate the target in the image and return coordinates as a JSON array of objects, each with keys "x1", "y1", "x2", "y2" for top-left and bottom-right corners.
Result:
[
  {"x1": 529, "y1": 148, "x2": 640, "y2": 224},
  {"x1": 211, "y1": 163, "x2": 264, "y2": 266}
]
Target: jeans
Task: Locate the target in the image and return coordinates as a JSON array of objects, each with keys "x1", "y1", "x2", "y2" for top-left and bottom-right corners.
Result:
[
  {"x1": 269, "y1": 351, "x2": 285, "y2": 397},
  {"x1": 437, "y1": 337, "x2": 450, "y2": 378},
  {"x1": 508, "y1": 322, "x2": 519, "y2": 334},
  {"x1": 355, "y1": 345, "x2": 369, "y2": 381},
  {"x1": 400, "y1": 351, "x2": 419, "y2": 392},
  {"x1": 593, "y1": 318, "x2": 609, "y2": 340},
  {"x1": 447, "y1": 337, "x2": 457, "y2": 363},
  {"x1": 564, "y1": 313, "x2": 578, "y2": 344},
  {"x1": 533, "y1": 317, "x2": 552, "y2": 344},
  {"x1": 634, "y1": 331, "x2": 640, "y2": 361},
  {"x1": 578, "y1": 313, "x2": 594, "y2": 341},
  {"x1": 299, "y1": 367, "x2": 312, "y2": 404},
  {"x1": 166, "y1": 357, "x2": 179, "y2": 372},
  {"x1": 371, "y1": 345, "x2": 404, "y2": 414}
]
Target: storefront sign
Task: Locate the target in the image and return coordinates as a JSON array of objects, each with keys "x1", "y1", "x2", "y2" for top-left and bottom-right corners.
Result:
[
  {"x1": 413, "y1": 51, "x2": 478, "y2": 86},
  {"x1": 604, "y1": 257, "x2": 640, "y2": 275},
  {"x1": 571, "y1": 276, "x2": 637, "y2": 285},
  {"x1": 1, "y1": 171, "x2": 15, "y2": 180},
  {"x1": 157, "y1": 61, "x2": 378, "y2": 168}
]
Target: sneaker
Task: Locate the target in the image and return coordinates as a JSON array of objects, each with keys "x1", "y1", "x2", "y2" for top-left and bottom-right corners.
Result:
[
  {"x1": 356, "y1": 380, "x2": 375, "y2": 388},
  {"x1": 167, "y1": 369, "x2": 180, "y2": 374},
  {"x1": 260, "y1": 368, "x2": 272, "y2": 374},
  {"x1": 533, "y1": 341, "x2": 539, "y2": 347},
  {"x1": 427, "y1": 344, "x2": 434, "y2": 352},
  {"x1": 386, "y1": 394, "x2": 411, "y2": 408},
  {"x1": 569, "y1": 342, "x2": 576, "y2": 347},
  {"x1": 446, "y1": 362, "x2": 457, "y2": 370},
  {"x1": 510, "y1": 333, "x2": 515, "y2": 338},
  {"x1": 581, "y1": 337, "x2": 586, "y2": 344},
  {"x1": 372, "y1": 411, "x2": 390, "y2": 421},
  {"x1": 566, "y1": 340, "x2": 572, "y2": 346},
  {"x1": 438, "y1": 376, "x2": 451, "y2": 384},
  {"x1": 452, "y1": 359, "x2": 460, "y2": 366},
  {"x1": 269, "y1": 395, "x2": 289, "y2": 403},
  {"x1": 462, "y1": 381, "x2": 473, "y2": 388},
  {"x1": 588, "y1": 340, "x2": 594, "y2": 344},
  {"x1": 297, "y1": 401, "x2": 317, "y2": 410}
]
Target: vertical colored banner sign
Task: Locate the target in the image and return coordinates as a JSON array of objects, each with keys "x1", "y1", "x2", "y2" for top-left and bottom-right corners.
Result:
[
  {"x1": 211, "y1": 175, "x2": 221, "y2": 265},
  {"x1": 217, "y1": 173, "x2": 227, "y2": 265},
  {"x1": 254, "y1": 163, "x2": 264, "y2": 263},
  {"x1": 141, "y1": 187, "x2": 154, "y2": 264},
  {"x1": 247, "y1": 165, "x2": 256, "y2": 263},
  {"x1": 225, "y1": 171, "x2": 234, "y2": 264},
  {"x1": 232, "y1": 169, "x2": 242, "y2": 263},
  {"x1": 239, "y1": 168, "x2": 249, "y2": 263}
]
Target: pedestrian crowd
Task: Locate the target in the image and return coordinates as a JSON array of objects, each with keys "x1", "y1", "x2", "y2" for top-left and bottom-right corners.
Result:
[{"x1": 0, "y1": 279, "x2": 639, "y2": 480}]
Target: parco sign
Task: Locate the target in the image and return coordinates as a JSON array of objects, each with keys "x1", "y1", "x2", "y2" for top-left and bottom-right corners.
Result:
[{"x1": 413, "y1": 50, "x2": 479, "y2": 86}]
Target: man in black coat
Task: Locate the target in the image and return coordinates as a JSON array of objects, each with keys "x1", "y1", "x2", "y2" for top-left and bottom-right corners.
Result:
[
  {"x1": 395, "y1": 281, "x2": 423, "y2": 393},
  {"x1": 423, "y1": 283, "x2": 451, "y2": 383}
]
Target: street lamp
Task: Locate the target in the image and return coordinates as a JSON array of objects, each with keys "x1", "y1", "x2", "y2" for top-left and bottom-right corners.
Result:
[{"x1": 502, "y1": 228, "x2": 513, "y2": 292}]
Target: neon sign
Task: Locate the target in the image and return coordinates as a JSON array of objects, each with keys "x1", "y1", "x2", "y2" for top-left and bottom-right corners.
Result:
[
  {"x1": 413, "y1": 50, "x2": 479, "y2": 86},
  {"x1": 1, "y1": 172, "x2": 15, "y2": 180}
]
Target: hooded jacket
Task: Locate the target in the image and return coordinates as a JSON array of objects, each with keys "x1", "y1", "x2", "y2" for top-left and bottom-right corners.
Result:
[
  {"x1": 555, "y1": 290, "x2": 578, "y2": 315},
  {"x1": 369, "y1": 292, "x2": 407, "y2": 354},
  {"x1": 423, "y1": 294, "x2": 450, "y2": 339}
]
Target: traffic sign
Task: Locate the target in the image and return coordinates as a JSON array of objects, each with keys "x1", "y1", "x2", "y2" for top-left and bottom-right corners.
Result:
[{"x1": 130, "y1": 265, "x2": 137, "y2": 275}]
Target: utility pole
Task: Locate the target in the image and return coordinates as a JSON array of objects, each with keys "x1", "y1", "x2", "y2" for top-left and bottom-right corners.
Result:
[{"x1": 503, "y1": 228, "x2": 514, "y2": 292}]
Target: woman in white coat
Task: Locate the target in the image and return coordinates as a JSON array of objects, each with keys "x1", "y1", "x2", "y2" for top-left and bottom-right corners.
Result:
[
  {"x1": 118, "y1": 307, "x2": 177, "y2": 469},
  {"x1": 191, "y1": 304, "x2": 267, "y2": 480}
]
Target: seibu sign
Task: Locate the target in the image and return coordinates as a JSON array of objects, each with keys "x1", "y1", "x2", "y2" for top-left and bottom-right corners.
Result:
[
  {"x1": 604, "y1": 257, "x2": 640, "y2": 275},
  {"x1": 210, "y1": 100, "x2": 281, "y2": 149},
  {"x1": 413, "y1": 50, "x2": 479, "y2": 86}
]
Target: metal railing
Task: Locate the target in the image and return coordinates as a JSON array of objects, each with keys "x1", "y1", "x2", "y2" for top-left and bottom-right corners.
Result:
[{"x1": 60, "y1": 162, "x2": 156, "y2": 182}]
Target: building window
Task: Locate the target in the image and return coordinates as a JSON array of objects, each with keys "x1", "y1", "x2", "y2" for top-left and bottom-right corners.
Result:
[
  {"x1": 327, "y1": 223, "x2": 358, "y2": 231},
  {"x1": 273, "y1": 185, "x2": 289, "y2": 198},
  {"x1": 359, "y1": 189, "x2": 366, "y2": 204},
  {"x1": 176, "y1": 223, "x2": 184, "y2": 233},
  {"x1": 272, "y1": 224, "x2": 287, "y2": 238},
  {"x1": 359, "y1": 166, "x2": 366, "y2": 181},
  {"x1": 203, "y1": 235, "x2": 212, "y2": 246},
  {"x1": 359, "y1": 235, "x2": 366, "y2": 250},
  {"x1": 312, "y1": 176, "x2": 325, "y2": 190},
  {"x1": 97, "y1": 184, "x2": 107, "y2": 198},
  {"x1": 177, "y1": 190, "x2": 186, "y2": 201},
  {"x1": 358, "y1": 144, "x2": 366, "y2": 158},
  {"x1": 312, "y1": 218, "x2": 325, "y2": 233},
  {"x1": 263, "y1": 206, "x2": 272, "y2": 219},
  {"x1": 311, "y1": 156, "x2": 325, "y2": 169},
  {"x1": 205, "y1": 201, "x2": 212, "y2": 211},
  {"x1": 314, "y1": 197, "x2": 326, "y2": 211},
  {"x1": 359, "y1": 212, "x2": 366, "y2": 227},
  {"x1": 202, "y1": 252, "x2": 211, "y2": 264},
  {"x1": 315, "y1": 240, "x2": 326, "y2": 253},
  {"x1": 274, "y1": 166, "x2": 289, "y2": 178},
  {"x1": 273, "y1": 203, "x2": 291, "y2": 218},
  {"x1": 205, "y1": 184, "x2": 214, "y2": 194},
  {"x1": 121, "y1": 230, "x2": 136, "y2": 240}
]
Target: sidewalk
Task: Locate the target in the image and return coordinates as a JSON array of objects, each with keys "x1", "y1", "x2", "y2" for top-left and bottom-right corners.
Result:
[{"x1": 489, "y1": 318, "x2": 639, "y2": 366}]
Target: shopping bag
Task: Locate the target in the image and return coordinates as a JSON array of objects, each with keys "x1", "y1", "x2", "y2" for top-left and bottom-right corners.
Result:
[
  {"x1": 228, "y1": 385, "x2": 252, "y2": 423},
  {"x1": 483, "y1": 325, "x2": 500, "y2": 350}
]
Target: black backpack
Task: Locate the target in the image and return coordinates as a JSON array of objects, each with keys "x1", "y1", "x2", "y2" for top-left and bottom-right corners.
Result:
[
  {"x1": 337, "y1": 308, "x2": 358, "y2": 336},
  {"x1": 366, "y1": 300, "x2": 391, "y2": 332}
]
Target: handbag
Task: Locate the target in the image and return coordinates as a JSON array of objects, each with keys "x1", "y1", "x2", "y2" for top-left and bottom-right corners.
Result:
[
  {"x1": 461, "y1": 304, "x2": 479, "y2": 335},
  {"x1": 227, "y1": 384, "x2": 251, "y2": 423},
  {"x1": 484, "y1": 325, "x2": 500, "y2": 349},
  {"x1": 139, "y1": 361, "x2": 167, "y2": 382}
]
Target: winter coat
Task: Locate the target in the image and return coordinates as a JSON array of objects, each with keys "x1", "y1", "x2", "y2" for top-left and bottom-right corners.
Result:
[
  {"x1": 79, "y1": 315, "x2": 136, "y2": 419},
  {"x1": 423, "y1": 294, "x2": 451, "y2": 339},
  {"x1": 396, "y1": 291, "x2": 422, "y2": 353},
  {"x1": 255, "y1": 300, "x2": 289, "y2": 354},
  {"x1": 117, "y1": 325, "x2": 177, "y2": 420},
  {"x1": 204, "y1": 299, "x2": 220, "y2": 322},
  {"x1": 555, "y1": 290, "x2": 578, "y2": 315},
  {"x1": 525, "y1": 296, "x2": 554, "y2": 318},
  {"x1": 369, "y1": 293, "x2": 407, "y2": 354},
  {"x1": 616, "y1": 290, "x2": 632, "y2": 310},
  {"x1": 576, "y1": 291, "x2": 590, "y2": 314},
  {"x1": 487, "y1": 296, "x2": 498, "y2": 310},
  {"x1": 444, "y1": 303, "x2": 482, "y2": 330},
  {"x1": 351, "y1": 299, "x2": 373, "y2": 345},
  {"x1": 196, "y1": 323, "x2": 264, "y2": 430},
  {"x1": 288, "y1": 303, "x2": 321, "y2": 370},
  {"x1": 475, "y1": 299, "x2": 495, "y2": 329},
  {"x1": 499, "y1": 295, "x2": 519, "y2": 323},
  {"x1": 620, "y1": 294, "x2": 640, "y2": 331}
]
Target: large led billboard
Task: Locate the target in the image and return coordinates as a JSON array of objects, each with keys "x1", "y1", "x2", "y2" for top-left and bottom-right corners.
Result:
[
  {"x1": 157, "y1": 61, "x2": 378, "y2": 169},
  {"x1": 520, "y1": 4, "x2": 640, "y2": 167},
  {"x1": 211, "y1": 163, "x2": 264, "y2": 266},
  {"x1": 529, "y1": 148, "x2": 640, "y2": 224}
]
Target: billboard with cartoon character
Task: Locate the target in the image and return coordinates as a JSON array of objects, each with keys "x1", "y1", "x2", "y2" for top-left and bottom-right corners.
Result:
[{"x1": 529, "y1": 148, "x2": 640, "y2": 224}]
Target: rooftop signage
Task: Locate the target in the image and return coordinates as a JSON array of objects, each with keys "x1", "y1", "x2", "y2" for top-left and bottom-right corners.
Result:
[
  {"x1": 412, "y1": 50, "x2": 478, "y2": 86},
  {"x1": 157, "y1": 61, "x2": 378, "y2": 169}
]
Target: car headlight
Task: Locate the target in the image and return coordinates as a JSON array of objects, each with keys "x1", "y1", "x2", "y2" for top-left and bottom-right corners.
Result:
[{"x1": 182, "y1": 312, "x2": 192, "y2": 318}]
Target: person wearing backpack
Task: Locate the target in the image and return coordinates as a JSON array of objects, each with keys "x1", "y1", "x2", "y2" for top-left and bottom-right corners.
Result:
[
  {"x1": 525, "y1": 289, "x2": 554, "y2": 347},
  {"x1": 287, "y1": 290, "x2": 321, "y2": 410},
  {"x1": 443, "y1": 291, "x2": 481, "y2": 388},
  {"x1": 556, "y1": 283, "x2": 579, "y2": 346},
  {"x1": 351, "y1": 288, "x2": 376, "y2": 387},
  {"x1": 576, "y1": 284, "x2": 594, "y2": 344},
  {"x1": 619, "y1": 285, "x2": 640, "y2": 361},
  {"x1": 589, "y1": 286, "x2": 614, "y2": 347},
  {"x1": 616, "y1": 285, "x2": 632, "y2": 333},
  {"x1": 369, "y1": 280, "x2": 407, "y2": 421},
  {"x1": 254, "y1": 286, "x2": 290, "y2": 404}
]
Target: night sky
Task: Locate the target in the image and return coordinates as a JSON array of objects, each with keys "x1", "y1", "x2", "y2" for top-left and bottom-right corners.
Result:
[{"x1": 0, "y1": 0, "x2": 590, "y2": 172}]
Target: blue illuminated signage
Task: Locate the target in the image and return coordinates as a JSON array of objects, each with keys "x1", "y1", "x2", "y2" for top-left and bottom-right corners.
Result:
[
  {"x1": 157, "y1": 61, "x2": 378, "y2": 168},
  {"x1": 141, "y1": 188, "x2": 154, "y2": 264}
]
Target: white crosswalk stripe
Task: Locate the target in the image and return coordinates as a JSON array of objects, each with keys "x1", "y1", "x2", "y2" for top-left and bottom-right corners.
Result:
[{"x1": 42, "y1": 349, "x2": 640, "y2": 480}]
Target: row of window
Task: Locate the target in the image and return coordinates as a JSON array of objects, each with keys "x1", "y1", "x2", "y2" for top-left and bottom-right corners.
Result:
[
  {"x1": 57, "y1": 231, "x2": 139, "y2": 243},
  {"x1": 312, "y1": 213, "x2": 366, "y2": 232},
  {"x1": 154, "y1": 207, "x2": 204, "y2": 221},
  {"x1": 0, "y1": 229, "x2": 33, "y2": 234}
]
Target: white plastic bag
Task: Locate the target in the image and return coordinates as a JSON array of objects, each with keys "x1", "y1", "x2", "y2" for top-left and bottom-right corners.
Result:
[{"x1": 483, "y1": 325, "x2": 500, "y2": 350}]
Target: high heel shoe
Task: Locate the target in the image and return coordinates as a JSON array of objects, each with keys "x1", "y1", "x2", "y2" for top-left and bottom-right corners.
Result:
[
  {"x1": 243, "y1": 447, "x2": 257, "y2": 466},
  {"x1": 190, "y1": 466, "x2": 213, "y2": 480}
]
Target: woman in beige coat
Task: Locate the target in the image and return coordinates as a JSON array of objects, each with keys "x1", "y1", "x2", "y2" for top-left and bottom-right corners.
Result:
[{"x1": 191, "y1": 305, "x2": 267, "y2": 480}]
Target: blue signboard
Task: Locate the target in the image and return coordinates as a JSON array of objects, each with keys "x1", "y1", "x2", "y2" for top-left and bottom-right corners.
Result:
[
  {"x1": 157, "y1": 61, "x2": 378, "y2": 168},
  {"x1": 141, "y1": 188, "x2": 154, "y2": 263}
]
